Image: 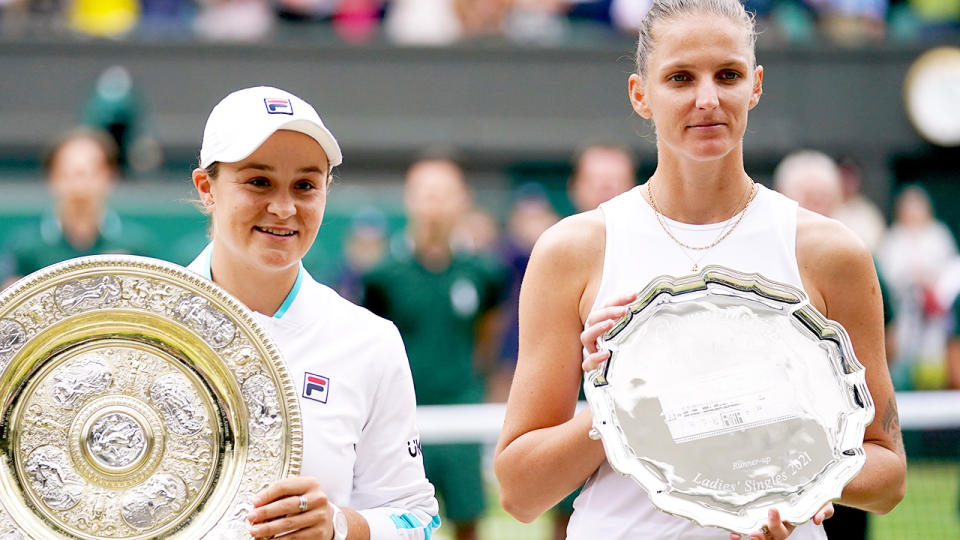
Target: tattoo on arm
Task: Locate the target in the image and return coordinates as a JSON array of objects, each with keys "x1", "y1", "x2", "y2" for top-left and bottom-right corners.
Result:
[{"x1": 880, "y1": 397, "x2": 905, "y2": 454}]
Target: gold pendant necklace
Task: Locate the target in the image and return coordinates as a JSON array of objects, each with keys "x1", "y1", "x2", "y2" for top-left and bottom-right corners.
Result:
[{"x1": 647, "y1": 180, "x2": 758, "y2": 273}]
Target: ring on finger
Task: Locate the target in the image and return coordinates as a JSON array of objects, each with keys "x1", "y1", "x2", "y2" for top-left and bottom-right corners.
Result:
[{"x1": 298, "y1": 495, "x2": 309, "y2": 513}]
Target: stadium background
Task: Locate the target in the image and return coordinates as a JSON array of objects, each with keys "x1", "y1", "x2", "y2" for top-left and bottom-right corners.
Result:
[{"x1": 1, "y1": 2, "x2": 959, "y2": 538}]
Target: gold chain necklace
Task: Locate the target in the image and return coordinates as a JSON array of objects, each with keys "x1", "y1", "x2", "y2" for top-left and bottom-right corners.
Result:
[{"x1": 647, "y1": 180, "x2": 758, "y2": 272}]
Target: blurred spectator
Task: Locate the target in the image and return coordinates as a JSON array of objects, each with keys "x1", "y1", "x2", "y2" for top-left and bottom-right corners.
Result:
[
  {"x1": 274, "y1": 0, "x2": 341, "y2": 21},
  {"x1": 489, "y1": 183, "x2": 559, "y2": 402},
  {"x1": 567, "y1": 141, "x2": 638, "y2": 213},
  {"x1": 274, "y1": 0, "x2": 384, "y2": 43},
  {"x1": 774, "y1": 150, "x2": 897, "y2": 347},
  {"x1": 610, "y1": 0, "x2": 650, "y2": 31},
  {"x1": 335, "y1": 206, "x2": 388, "y2": 303},
  {"x1": 0, "y1": 0, "x2": 67, "y2": 35},
  {"x1": 454, "y1": 207, "x2": 501, "y2": 255},
  {"x1": 68, "y1": 0, "x2": 140, "y2": 37},
  {"x1": 505, "y1": 0, "x2": 569, "y2": 44},
  {"x1": 808, "y1": 0, "x2": 889, "y2": 44},
  {"x1": 456, "y1": 0, "x2": 513, "y2": 39},
  {"x1": 331, "y1": 0, "x2": 383, "y2": 43},
  {"x1": 1, "y1": 127, "x2": 154, "y2": 288},
  {"x1": 384, "y1": 0, "x2": 463, "y2": 45},
  {"x1": 945, "y1": 292, "x2": 960, "y2": 389},
  {"x1": 772, "y1": 149, "x2": 844, "y2": 217},
  {"x1": 139, "y1": 0, "x2": 194, "y2": 34},
  {"x1": 82, "y1": 65, "x2": 163, "y2": 174},
  {"x1": 362, "y1": 157, "x2": 507, "y2": 540},
  {"x1": 906, "y1": 0, "x2": 960, "y2": 38},
  {"x1": 193, "y1": 0, "x2": 273, "y2": 42},
  {"x1": 879, "y1": 185, "x2": 957, "y2": 388},
  {"x1": 833, "y1": 156, "x2": 886, "y2": 252}
]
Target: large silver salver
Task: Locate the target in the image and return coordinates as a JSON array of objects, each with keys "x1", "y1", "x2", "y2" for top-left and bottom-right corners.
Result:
[
  {"x1": 585, "y1": 265, "x2": 874, "y2": 534},
  {"x1": 0, "y1": 255, "x2": 302, "y2": 539}
]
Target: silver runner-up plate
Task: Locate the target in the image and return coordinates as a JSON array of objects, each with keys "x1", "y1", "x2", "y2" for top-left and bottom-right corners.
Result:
[
  {"x1": 584, "y1": 265, "x2": 874, "y2": 534},
  {"x1": 0, "y1": 255, "x2": 302, "y2": 539}
]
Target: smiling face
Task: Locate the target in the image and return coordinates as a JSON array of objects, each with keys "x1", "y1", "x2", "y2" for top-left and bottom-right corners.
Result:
[
  {"x1": 629, "y1": 13, "x2": 762, "y2": 163},
  {"x1": 193, "y1": 129, "x2": 330, "y2": 276}
]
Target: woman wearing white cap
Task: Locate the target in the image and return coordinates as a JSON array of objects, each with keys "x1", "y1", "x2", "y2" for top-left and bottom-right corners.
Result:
[{"x1": 188, "y1": 86, "x2": 440, "y2": 540}]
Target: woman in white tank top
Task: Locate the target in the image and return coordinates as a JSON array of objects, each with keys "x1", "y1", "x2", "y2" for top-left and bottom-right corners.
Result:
[{"x1": 493, "y1": 1, "x2": 906, "y2": 539}]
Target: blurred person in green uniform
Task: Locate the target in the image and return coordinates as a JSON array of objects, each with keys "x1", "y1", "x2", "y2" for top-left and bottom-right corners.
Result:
[
  {"x1": 2, "y1": 127, "x2": 154, "y2": 287},
  {"x1": 362, "y1": 156, "x2": 506, "y2": 540}
]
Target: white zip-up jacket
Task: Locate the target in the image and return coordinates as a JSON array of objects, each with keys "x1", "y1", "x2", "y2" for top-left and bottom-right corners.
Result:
[{"x1": 189, "y1": 247, "x2": 440, "y2": 539}]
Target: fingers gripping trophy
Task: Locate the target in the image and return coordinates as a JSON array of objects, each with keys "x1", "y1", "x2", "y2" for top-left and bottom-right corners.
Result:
[{"x1": 494, "y1": 1, "x2": 907, "y2": 538}]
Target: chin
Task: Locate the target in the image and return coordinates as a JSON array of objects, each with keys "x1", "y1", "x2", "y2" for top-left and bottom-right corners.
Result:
[{"x1": 256, "y1": 250, "x2": 302, "y2": 272}]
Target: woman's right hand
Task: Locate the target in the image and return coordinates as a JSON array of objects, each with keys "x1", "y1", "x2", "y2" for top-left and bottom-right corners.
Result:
[{"x1": 580, "y1": 291, "x2": 639, "y2": 372}]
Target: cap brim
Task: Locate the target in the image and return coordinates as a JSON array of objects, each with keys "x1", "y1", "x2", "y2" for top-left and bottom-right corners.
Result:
[{"x1": 200, "y1": 118, "x2": 342, "y2": 169}]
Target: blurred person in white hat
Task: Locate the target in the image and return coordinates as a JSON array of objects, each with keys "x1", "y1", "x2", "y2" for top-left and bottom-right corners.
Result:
[{"x1": 188, "y1": 85, "x2": 439, "y2": 540}]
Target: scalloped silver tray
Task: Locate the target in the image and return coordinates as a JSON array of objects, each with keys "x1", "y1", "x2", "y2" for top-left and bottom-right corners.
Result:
[{"x1": 584, "y1": 265, "x2": 873, "y2": 534}]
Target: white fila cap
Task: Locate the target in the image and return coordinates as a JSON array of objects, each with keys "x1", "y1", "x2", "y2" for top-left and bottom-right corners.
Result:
[{"x1": 199, "y1": 86, "x2": 342, "y2": 169}]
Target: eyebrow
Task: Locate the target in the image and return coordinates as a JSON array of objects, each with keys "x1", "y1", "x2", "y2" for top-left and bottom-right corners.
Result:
[
  {"x1": 237, "y1": 163, "x2": 327, "y2": 175},
  {"x1": 661, "y1": 60, "x2": 749, "y2": 72}
]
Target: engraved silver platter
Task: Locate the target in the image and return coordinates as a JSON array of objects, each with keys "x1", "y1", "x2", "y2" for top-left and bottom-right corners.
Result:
[
  {"x1": 0, "y1": 255, "x2": 302, "y2": 539},
  {"x1": 584, "y1": 265, "x2": 874, "y2": 534}
]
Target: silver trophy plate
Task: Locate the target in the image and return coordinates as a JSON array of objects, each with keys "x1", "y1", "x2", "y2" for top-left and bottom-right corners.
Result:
[
  {"x1": 585, "y1": 266, "x2": 873, "y2": 534},
  {"x1": 0, "y1": 255, "x2": 302, "y2": 539}
]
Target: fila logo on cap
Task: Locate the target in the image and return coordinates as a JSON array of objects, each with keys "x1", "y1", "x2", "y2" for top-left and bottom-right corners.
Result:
[
  {"x1": 303, "y1": 372, "x2": 330, "y2": 403},
  {"x1": 264, "y1": 98, "x2": 294, "y2": 115}
]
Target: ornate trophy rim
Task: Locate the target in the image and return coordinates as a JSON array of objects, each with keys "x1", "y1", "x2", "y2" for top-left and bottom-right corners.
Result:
[
  {"x1": 0, "y1": 254, "x2": 303, "y2": 539},
  {"x1": 584, "y1": 265, "x2": 874, "y2": 534}
]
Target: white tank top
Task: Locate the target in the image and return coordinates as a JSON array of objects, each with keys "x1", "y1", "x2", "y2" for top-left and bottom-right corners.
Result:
[{"x1": 567, "y1": 184, "x2": 828, "y2": 540}]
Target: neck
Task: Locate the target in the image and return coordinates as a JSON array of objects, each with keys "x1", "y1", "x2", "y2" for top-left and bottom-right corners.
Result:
[
  {"x1": 645, "y1": 146, "x2": 752, "y2": 224},
  {"x1": 58, "y1": 200, "x2": 104, "y2": 249},
  {"x1": 209, "y1": 243, "x2": 299, "y2": 317},
  {"x1": 411, "y1": 223, "x2": 452, "y2": 271}
]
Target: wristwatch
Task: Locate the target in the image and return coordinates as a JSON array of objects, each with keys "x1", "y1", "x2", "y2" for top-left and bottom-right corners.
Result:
[{"x1": 329, "y1": 502, "x2": 348, "y2": 540}]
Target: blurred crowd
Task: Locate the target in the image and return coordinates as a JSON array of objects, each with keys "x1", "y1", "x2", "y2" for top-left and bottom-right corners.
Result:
[{"x1": 0, "y1": 0, "x2": 958, "y2": 44}]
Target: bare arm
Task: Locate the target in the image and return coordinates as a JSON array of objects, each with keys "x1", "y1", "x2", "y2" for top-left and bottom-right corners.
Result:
[
  {"x1": 494, "y1": 212, "x2": 607, "y2": 523},
  {"x1": 797, "y1": 210, "x2": 907, "y2": 514}
]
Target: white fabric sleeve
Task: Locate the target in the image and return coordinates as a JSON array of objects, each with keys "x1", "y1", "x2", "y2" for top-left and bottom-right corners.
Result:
[{"x1": 353, "y1": 322, "x2": 441, "y2": 540}]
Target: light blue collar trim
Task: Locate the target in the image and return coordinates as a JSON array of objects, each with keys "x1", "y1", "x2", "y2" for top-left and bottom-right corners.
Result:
[
  {"x1": 272, "y1": 266, "x2": 303, "y2": 319},
  {"x1": 197, "y1": 243, "x2": 214, "y2": 280},
  {"x1": 199, "y1": 243, "x2": 303, "y2": 320}
]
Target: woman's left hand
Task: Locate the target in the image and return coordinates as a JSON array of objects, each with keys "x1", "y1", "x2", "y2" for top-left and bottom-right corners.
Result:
[
  {"x1": 729, "y1": 505, "x2": 834, "y2": 540},
  {"x1": 248, "y1": 476, "x2": 334, "y2": 539}
]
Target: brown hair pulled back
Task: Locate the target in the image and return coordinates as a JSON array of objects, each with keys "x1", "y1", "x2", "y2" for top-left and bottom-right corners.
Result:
[{"x1": 635, "y1": 0, "x2": 758, "y2": 79}]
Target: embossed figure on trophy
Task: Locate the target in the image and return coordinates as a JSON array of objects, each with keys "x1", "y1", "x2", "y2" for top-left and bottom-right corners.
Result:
[
  {"x1": 25, "y1": 446, "x2": 84, "y2": 511},
  {"x1": 22, "y1": 403, "x2": 69, "y2": 435},
  {"x1": 49, "y1": 354, "x2": 114, "y2": 410},
  {"x1": 241, "y1": 374, "x2": 282, "y2": 438},
  {"x1": 120, "y1": 474, "x2": 187, "y2": 530},
  {"x1": 55, "y1": 276, "x2": 122, "y2": 313},
  {"x1": 169, "y1": 437, "x2": 212, "y2": 465},
  {"x1": 148, "y1": 374, "x2": 207, "y2": 436},
  {"x1": 173, "y1": 296, "x2": 236, "y2": 349},
  {"x1": 88, "y1": 413, "x2": 147, "y2": 468},
  {"x1": 0, "y1": 319, "x2": 26, "y2": 359}
]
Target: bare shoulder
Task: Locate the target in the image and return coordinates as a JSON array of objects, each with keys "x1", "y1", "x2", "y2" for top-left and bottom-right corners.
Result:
[
  {"x1": 532, "y1": 209, "x2": 605, "y2": 263},
  {"x1": 795, "y1": 208, "x2": 877, "y2": 315},
  {"x1": 525, "y1": 209, "x2": 606, "y2": 322}
]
